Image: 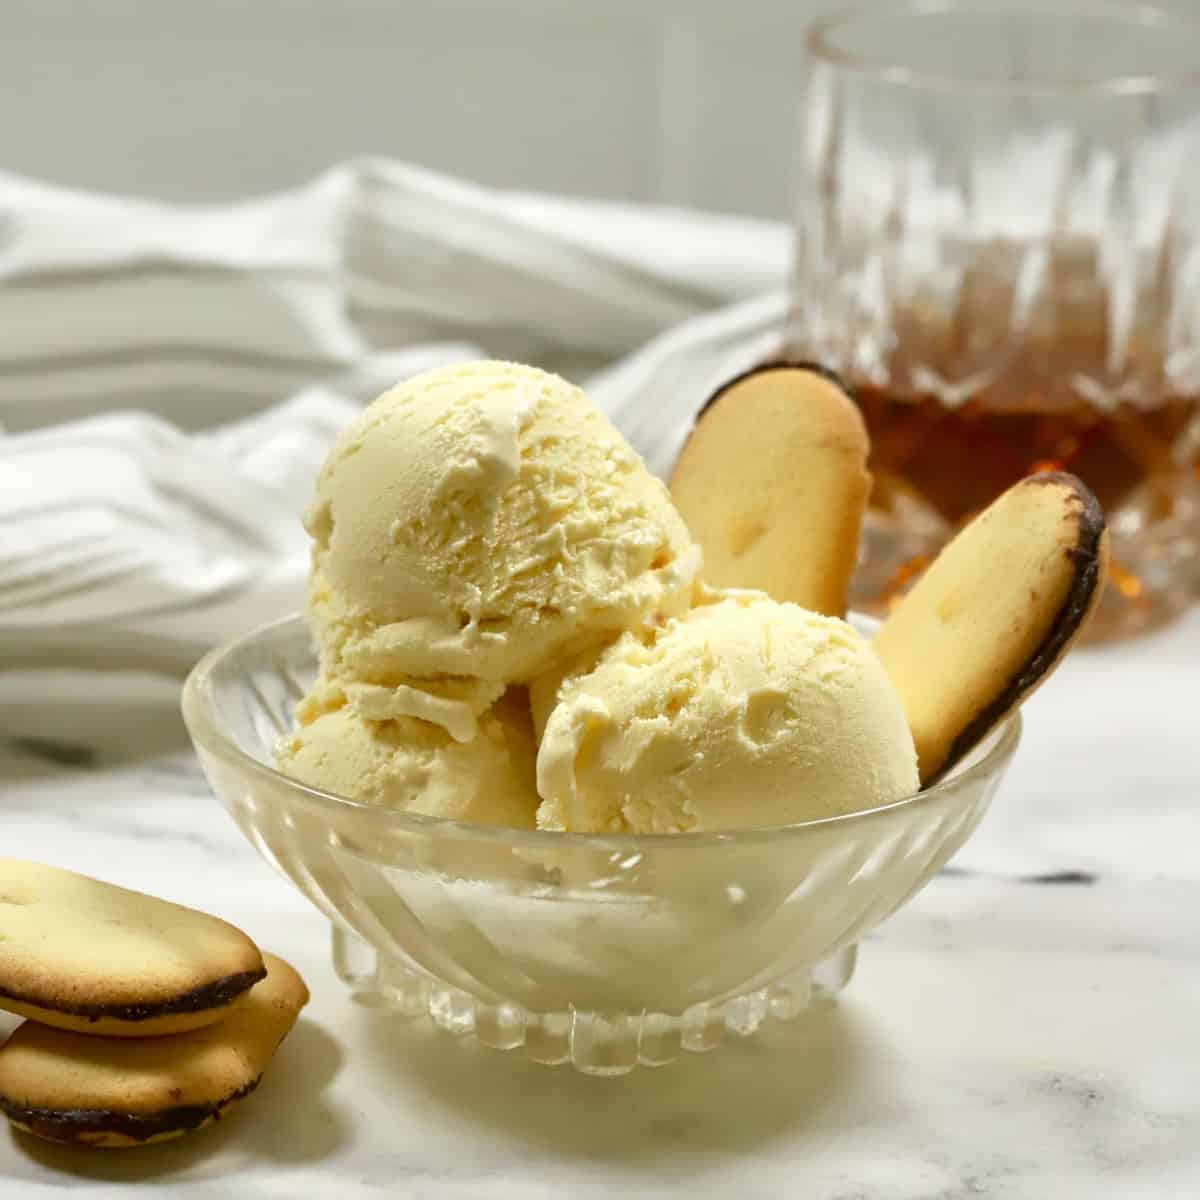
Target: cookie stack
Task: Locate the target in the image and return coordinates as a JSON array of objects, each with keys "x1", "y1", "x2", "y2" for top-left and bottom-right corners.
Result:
[{"x1": 0, "y1": 859, "x2": 307, "y2": 1149}]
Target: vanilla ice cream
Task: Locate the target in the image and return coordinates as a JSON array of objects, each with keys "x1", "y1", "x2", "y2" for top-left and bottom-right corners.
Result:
[
  {"x1": 536, "y1": 594, "x2": 918, "y2": 833},
  {"x1": 305, "y1": 362, "x2": 700, "y2": 731},
  {"x1": 275, "y1": 690, "x2": 538, "y2": 828}
]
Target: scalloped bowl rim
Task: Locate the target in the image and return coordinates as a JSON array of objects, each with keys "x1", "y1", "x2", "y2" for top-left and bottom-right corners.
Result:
[{"x1": 182, "y1": 612, "x2": 1021, "y2": 852}]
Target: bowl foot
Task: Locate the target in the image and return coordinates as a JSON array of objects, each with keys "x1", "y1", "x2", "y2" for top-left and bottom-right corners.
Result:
[{"x1": 331, "y1": 926, "x2": 857, "y2": 1075}]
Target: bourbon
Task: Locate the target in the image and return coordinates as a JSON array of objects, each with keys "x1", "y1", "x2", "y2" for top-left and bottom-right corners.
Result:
[
  {"x1": 793, "y1": 232, "x2": 1200, "y2": 633},
  {"x1": 851, "y1": 383, "x2": 1198, "y2": 526}
]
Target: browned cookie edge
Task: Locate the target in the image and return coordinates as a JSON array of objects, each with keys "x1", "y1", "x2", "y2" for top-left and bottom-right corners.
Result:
[
  {"x1": 695, "y1": 359, "x2": 852, "y2": 423},
  {"x1": 932, "y1": 472, "x2": 1107, "y2": 784},
  {"x1": 0, "y1": 966, "x2": 266, "y2": 1027},
  {"x1": 0, "y1": 1078, "x2": 261, "y2": 1147}
]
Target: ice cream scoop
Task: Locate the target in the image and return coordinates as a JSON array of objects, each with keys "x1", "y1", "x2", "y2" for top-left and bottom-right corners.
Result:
[
  {"x1": 306, "y1": 362, "x2": 700, "y2": 712},
  {"x1": 536, "y1": 593, "x2": 918, "y2": 833},
  {"x1": 275, "y1": 690, "x2": 538, "y2": 828}
]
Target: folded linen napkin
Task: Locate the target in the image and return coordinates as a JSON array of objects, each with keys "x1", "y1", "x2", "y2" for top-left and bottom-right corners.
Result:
[{"x1": 0, "y1": 159, "x2": 789, "y2": 669}]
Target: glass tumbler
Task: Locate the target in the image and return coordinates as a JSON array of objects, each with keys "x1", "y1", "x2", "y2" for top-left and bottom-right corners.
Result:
[{"x1": 789, "y1": 0, "x2": 1200, "y2": 638}]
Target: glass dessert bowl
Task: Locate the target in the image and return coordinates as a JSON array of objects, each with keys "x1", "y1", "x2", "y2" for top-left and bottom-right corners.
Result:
[{"x1": 183, "y1": 614, "x2": 1019, "y2": 1075}]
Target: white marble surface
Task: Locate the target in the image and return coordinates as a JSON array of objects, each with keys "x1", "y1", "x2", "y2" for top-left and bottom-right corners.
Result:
[{"x1": 1, "y1": 612, "x2": 1197, "y2": 1199}]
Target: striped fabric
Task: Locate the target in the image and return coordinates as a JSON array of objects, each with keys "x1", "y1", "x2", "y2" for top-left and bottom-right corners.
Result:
[{"x1": 0, "y1": 160, "x2": 788, "y2": 670}]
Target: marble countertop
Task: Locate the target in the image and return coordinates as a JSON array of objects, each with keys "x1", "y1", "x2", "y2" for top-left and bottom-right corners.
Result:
[{"x1": 1, "y1": 612, "x2": 1197, "y2": 1199}]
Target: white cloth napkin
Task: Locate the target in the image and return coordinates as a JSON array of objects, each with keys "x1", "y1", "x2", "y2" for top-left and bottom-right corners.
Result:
[{"x1": 0, "y1": 159, "x2": 790, "y2": 670}]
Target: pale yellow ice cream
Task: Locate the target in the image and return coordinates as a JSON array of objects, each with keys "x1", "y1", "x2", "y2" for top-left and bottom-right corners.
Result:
[
  {"x1": 275, "y1": 691, "x2": 538, "y2": 828},
  {"x1": 279, "y1": 360, "x2": 919, "y2": 837},
  {"x1": 305, "y1": 361, "x2": 700, "y2": 741},
  {"x1": 536, "y1": 593, "x2": 918, "y2": 833}
]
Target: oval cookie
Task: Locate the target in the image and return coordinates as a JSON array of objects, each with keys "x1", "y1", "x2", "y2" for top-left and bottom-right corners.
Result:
[
  {"x1": 0, "y1": 859, "x2": 265, "y2": 1036},
  {"x1": 0, "y1": 952, "x2": 308, "y2": 1148},
  {"x1": 670, "y1": 363, "x2": 871, "y2": 618},
  {"x1": 872, "y1": 472, "x2": 1108, "y2": 783}
]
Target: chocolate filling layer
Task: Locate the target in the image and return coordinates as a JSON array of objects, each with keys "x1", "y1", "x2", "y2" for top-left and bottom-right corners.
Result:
[
  {"x1": 0, "y1": 966, "x2": 266, "y2": 1024},
  {"x1": 934, "y1": 472, "x2": 1106, "y2": 783},
  {"x1": 1, "y1": 1078, "x2": 260, "y2": 1144},
  {"x1": 695, "y1": 359, "x2": 852, "y2": 423}
]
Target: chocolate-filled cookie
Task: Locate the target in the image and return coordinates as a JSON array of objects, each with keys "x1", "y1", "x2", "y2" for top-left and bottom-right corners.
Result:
[
  {"x1": 0, "y1": 953, "x2": 307, "y2": 1148},
  {"x1": 873, "y1": 472, "x2": 1108, "y2": 783}
]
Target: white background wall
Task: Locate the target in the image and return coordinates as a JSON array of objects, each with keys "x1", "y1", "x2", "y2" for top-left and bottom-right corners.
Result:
[
  {"x1": 0, "y1": 0, "x2": 839, "y2": 217},
  {"x1": 4, "y1": 1, "x2": 1199, "y2": 217}
]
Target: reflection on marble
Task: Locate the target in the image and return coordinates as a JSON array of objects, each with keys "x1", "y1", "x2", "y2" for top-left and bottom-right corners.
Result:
[{"x1": 0, "y1": 612, "x2": 1197, "y2": 1198}]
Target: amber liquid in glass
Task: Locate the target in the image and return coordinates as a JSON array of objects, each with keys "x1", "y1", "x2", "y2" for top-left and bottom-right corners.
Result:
[
  {"x1": 843, "y1": 363, "x2": 1199, "y2": 625},
  {"x1": 796, "y1": 232, "x2": 1200, "y2": 633},
  {"x1": 855, "y1": 385, "x2": 1196, "y2": 524}
]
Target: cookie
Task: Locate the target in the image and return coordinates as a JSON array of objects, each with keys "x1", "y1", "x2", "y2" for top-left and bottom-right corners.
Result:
[
  {"x1": 872, "y1": 472, "x2": 1108, "y2": 784},
  {"x1": 0, "y1": 952, "x2": 307, "y2": 1149},
  {"x1": 0, "y1": 859, "x2": 265, "y2": 1036},
  {"x1": 670, "y1": 363, "x2": 871, "y2": 617}
]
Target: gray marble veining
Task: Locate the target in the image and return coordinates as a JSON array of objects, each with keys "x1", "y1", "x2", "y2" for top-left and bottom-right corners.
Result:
[{"x1": 0, "y1": 611, "x2": 1197, "y2": 1198}]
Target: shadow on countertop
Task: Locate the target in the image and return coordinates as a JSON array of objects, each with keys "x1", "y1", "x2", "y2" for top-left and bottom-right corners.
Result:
[{"x1": 359, "y1": 997, "x2": 878, "y2": 1170}]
